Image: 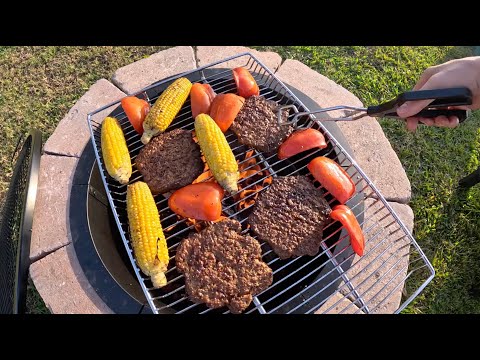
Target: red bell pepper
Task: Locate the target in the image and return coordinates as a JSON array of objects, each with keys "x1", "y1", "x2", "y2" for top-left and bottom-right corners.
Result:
[
  {"x1": 168, "y1": 182, "x2": 224, "y2": 221},
  {"x1": 121, "y1": 96, "x2": 150, "y2": 135},
  {"x1": 330, "y1": 204, "x2": 365, "y2": 256},
  {"x1": 232, "y1": 67, "x2": 260, "y2": 98},
  {"x1": 278, "y1": 128, "x2": 327, "y2": 159},
  {"x1": 190, "y1": 83, "x2": 216, "y2": 118},
  {"x1": 307, "y1": 156, "x2": 355, "y2": 204},
  {"x1": 209, "y1": 93, "x2": 245, "y2": 132}
]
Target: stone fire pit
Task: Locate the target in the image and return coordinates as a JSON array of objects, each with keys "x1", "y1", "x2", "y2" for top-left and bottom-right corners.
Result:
[{"x1": 29, "y1": 46, "x2": 413, "y2": 314}]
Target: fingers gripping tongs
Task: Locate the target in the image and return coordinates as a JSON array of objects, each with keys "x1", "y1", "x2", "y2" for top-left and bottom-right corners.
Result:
[{"x1": 277, "y1": 87, "x2": 473, "y2": 126}]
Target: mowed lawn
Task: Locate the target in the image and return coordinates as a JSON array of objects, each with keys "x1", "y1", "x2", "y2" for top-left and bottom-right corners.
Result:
[{"x1": 1, "y1": 46, "x2": 479, "y2": 314}]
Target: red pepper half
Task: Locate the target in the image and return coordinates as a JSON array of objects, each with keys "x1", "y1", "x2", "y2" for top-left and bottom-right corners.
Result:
[
  {"x1": 232, "y1": 67, "x2": 260, "y2": 98},
  {"x1": 209, "y1": 93, "x2": 245, "y2": 132},
  {"x1": 121, "y1": 96, "x2": 150, "y2": 135},
  {"x1": 168, "y1": 182, "x2": 224, "y2": 221},
  {"x1": 278, "y1": 128, "x2": 327, "y2": 159},
  {"x1": 307, "y1": 156, "x2": 355, "y2": 204},
  {"x1": 190, "y1": 83, "x2": 216, "y2": 118},
  {"x1": 330, "y1": 204, "x2": 365, "y2": 256}
]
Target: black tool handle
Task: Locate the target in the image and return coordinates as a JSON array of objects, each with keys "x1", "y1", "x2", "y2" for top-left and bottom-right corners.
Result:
[{"x1": 367, "y1": 87, "x2": 473, "y2": 122}]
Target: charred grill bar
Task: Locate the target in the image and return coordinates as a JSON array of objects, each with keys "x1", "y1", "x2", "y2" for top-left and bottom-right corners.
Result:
[{"x1": 85, "y1": 53, "x2": 434, "y2": 314}]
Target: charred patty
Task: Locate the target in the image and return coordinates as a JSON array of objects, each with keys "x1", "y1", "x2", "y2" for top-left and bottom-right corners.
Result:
[
  {"x1": 248, "y1": 176, "x2": 331, "y2": 259},
  {"x1": 175, "y1": 219, "x2": 273, "y2": 314},
  {"x1": 230, "y1": 95, "x2": 293, "y2": 153},
  {"x1": 135, "y1": 128, "x2": 204, "y2": 195}
]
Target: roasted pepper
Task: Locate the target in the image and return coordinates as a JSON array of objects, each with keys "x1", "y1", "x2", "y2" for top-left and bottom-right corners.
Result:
[
  {"x1": 232, "y1": 67, "x2": 260, "y2": 98},
  {"x1": 121, "y1": 96, "x2": 150, "y2": 135},
  {"x1": 209, "y1": 93, "x2": 245, "y2": 132},
  {"x1": 190, "y1": 83, "x2": 216, "y2": 118},
  {"x1": 278, "y1": 128, "x2": 327, "y2": 159},
  {"x1": 168, "y1": 182, "x2": 224, "y2": 221},
  {"x1": 330, "y1": 204, "x2": 365, "y2": 256},
  {"x1": 307, "y1": 156, "x2": 355, "y2": 204}
]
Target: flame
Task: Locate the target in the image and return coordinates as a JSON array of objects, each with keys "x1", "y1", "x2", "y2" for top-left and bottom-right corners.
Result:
[
  {"x1": 186, "y1": 215, "x2": 227, "y2": 232},
  {"x1": 234, "y1": 150, "x2": 272, "y2": 212},
  {"x1": 165, "y1": 149, "x2": 272, "y2": 234},
  {"x1": 192, "y1": 158, "x2": 213, "y2": 184}
]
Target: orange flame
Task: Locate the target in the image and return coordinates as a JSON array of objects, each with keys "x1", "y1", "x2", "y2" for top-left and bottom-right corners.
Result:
[
  {"x1": 166, "y1": 149, "x2": 272, "y2": 234},
  {"x1": 234, "y1": 150, "x2": 272, "y2": 212}
]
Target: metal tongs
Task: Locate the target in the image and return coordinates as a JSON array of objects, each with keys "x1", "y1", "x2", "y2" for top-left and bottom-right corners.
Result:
[{"x1": 277, "y1": 87, "x2": 473, "y2": 126}]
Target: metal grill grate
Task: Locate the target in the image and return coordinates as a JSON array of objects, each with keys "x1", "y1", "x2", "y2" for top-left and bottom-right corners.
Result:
[
  {"x1": 0, "y1": 130, "x2": 41, "y2": 314},
  {"x1": 87, "y1": 53, "x2": 434, "y2": 314}
]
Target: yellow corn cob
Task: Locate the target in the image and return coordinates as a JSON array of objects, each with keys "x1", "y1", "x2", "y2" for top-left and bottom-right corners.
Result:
[
  {"x1": 141, "y1": 77, "x2": 192, "y2": 144},
  {"x1": 101, "y1": 116, "x2": 132, "y2": 185},
  {"x1": 194, "y1": 114, "x2": 239, "y2": 194},
  {"x1": 127, "y1": 181, "x2": 169, "y2": 288}
]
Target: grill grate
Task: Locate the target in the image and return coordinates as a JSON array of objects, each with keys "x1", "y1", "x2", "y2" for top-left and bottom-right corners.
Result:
[{"x1": 87, "y1": 53, "x2": 434, "y2": 314}]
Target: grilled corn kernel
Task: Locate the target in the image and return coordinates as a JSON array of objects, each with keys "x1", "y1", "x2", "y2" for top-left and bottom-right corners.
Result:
[
  {"x1": 127, "y1": 181, "x2": 169, "y2": 288},
  {"x1": 141, "y1": 77, "x2": 192, "y2": 144},
  {"x1": 101, "y1": 116, "x2": 132, "y2": 184},
  {"x1": 194, "y1": 114, "x2": 239, "y2": 193}
]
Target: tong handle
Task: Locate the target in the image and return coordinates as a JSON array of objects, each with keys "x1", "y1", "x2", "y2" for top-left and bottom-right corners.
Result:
[{"x1": 367, "y1": 87, "x2": 473, "y2": 122}]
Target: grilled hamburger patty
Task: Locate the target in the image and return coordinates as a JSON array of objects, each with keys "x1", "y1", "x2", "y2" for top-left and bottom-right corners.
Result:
[
  {"x1": 248, "y1": 176, "x2": 331, "y2": 259},
  {"x1": 175, "y1": 219, "x2": 273, "y2": 313},
  {"x1": 230, "y1": 96, "x2": 293, "y2": 153},
  {"x1": 135, "y1": 129, "x2": 204, "y2": 195}
]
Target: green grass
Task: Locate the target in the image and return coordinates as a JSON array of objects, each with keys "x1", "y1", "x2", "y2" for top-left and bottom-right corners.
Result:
[{"x1": 2, "y1": 46, "x2": 480, "y2": 314}]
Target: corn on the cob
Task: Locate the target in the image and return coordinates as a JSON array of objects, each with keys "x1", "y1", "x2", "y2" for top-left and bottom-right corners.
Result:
[
  {"x1": 194, "y1": 114, "x2": 239, "y2": 194},
  {"x1": 101, "y1": 116, "x2": 132, "y2": 184},
  {"x1": 127, "y1": 181, "x2": 169, "y2": 288},
  {"x1": 141, "y1": 77, "x2": 192, "y2": 144}
]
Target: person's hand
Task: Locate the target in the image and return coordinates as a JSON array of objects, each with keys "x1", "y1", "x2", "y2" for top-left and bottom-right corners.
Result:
[{"x1": 396, "y1": 56, "x2": 480, "y2": 132}]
